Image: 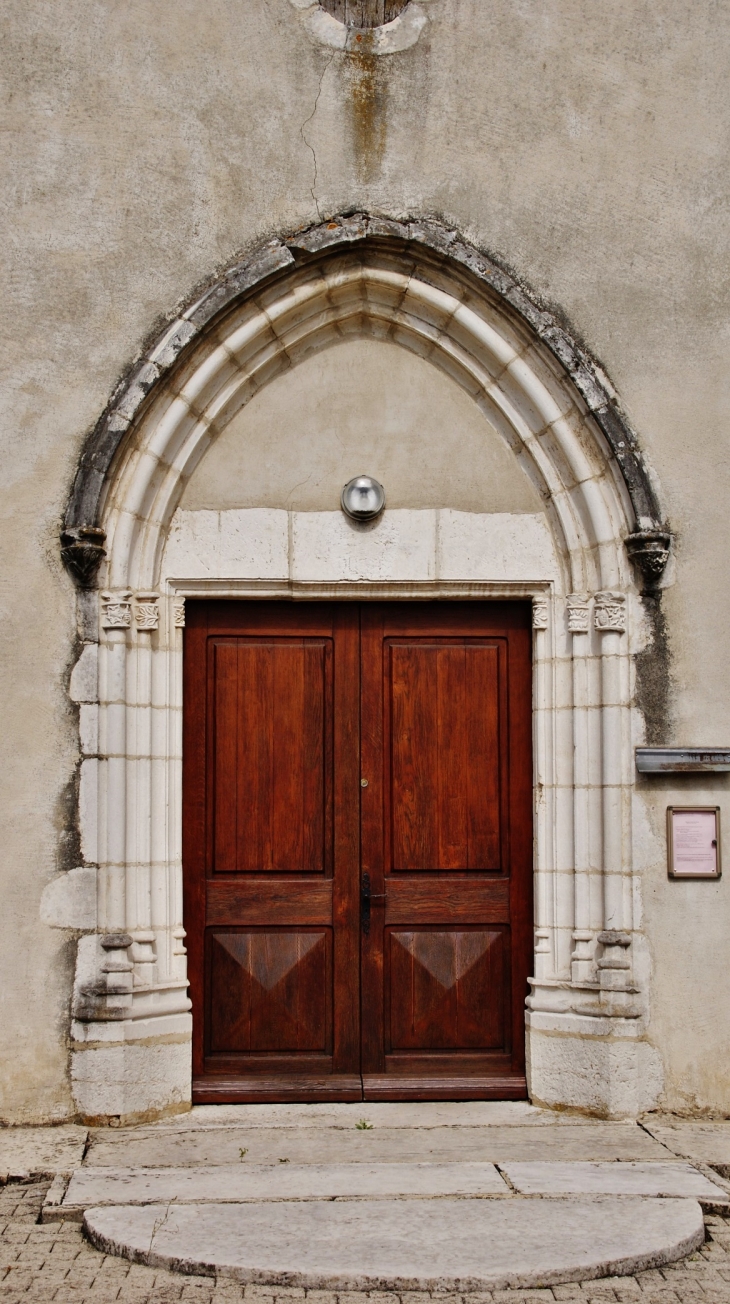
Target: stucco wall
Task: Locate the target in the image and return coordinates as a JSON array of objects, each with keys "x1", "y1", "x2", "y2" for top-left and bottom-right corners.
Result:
[
  {"x1": 1, "y1": 0, "x2": 729, "y2": 1121},
  {"x1": 179, "y1": 339, "x2": 543, "y2": 514}
]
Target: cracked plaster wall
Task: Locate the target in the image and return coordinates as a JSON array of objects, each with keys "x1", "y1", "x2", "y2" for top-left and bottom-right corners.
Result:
[{"x1": 1, "y1": 0, "x2": 730, "y2": 1120}]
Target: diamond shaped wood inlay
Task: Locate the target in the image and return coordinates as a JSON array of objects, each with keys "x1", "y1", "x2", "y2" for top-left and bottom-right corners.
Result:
[
  {"x1": 209, "y1": 930, "x2": 329, "y2": 1054},
  {"x1": 389, "y1": 929, "x2": 505, "y2": 1051}
]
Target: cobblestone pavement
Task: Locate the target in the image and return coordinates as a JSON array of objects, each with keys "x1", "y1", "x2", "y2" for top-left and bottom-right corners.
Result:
[{"x1": 3, "y1": 1181, "x2": 730, "y2": 1304}]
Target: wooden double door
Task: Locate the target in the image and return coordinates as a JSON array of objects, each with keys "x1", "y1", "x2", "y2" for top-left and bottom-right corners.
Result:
[{"x1": 184, "y1": 601, "x2": 532, "y2": 1102}]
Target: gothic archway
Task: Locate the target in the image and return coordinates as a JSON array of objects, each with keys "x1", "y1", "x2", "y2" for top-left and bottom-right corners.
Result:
[{"x1": 63, "y1": 216, "x2": 670, "y2": 1121}]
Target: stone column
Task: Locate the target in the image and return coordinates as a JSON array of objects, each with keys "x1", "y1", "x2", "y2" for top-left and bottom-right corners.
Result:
[
  {"x1": 566, "y1": 593, "x2": 596, "y2": 984},
  {"x1": 99, "y1": 591, "x2": 132, "y2": 935},
  {"x1": 531, "y1": 597, "x2": 553, "y2": 981},
  {"x1": 70, "y1": 588, "x2": 192, "y2": 1123},
  {"x1": 127, "y1": 594, "x2": 160, "y2": 989},
  {"x1": 594, "y1": 591, "x2": 638, "y2": 1014}
]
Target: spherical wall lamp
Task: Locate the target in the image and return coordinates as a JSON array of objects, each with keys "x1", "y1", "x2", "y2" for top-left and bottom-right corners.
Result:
[{"x1": 340, "y1": 475, "x2": 386, "y2": 522}]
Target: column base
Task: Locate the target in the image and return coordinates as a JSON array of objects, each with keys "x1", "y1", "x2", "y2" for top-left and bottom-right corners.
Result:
[
  {"x1": 526, "y1": 1009, "x2": 663, "y2": 1118},
  {"x1": 70, "y1": 1017, "x2": 192, "y2": 1125}
]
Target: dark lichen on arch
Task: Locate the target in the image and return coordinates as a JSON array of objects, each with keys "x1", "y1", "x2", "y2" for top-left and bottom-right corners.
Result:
[{"x1": 635, "y1": 592, "x2": 675, "y2": 746}]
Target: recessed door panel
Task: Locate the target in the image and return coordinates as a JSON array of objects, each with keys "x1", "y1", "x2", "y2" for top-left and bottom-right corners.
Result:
[
  {"x1": 388, "y1": 642, "x2": 502, "y2": 871},
  {"x1": 211, "y1": 639, "x2": 331, "y2": 874}
]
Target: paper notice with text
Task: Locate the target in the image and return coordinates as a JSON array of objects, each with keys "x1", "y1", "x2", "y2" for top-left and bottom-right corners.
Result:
[{"x1": 670, "y1": 808, "x2": 719, "y2": 876}]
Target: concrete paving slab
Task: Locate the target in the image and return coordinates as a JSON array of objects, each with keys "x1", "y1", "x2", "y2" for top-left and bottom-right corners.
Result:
[
  {"x1": 501, "y1": 1160, "x2": 729, "y2": 1203},
  {"x1": 84, "y1": 1121, "x2": 672, "y2": 1168},
  {"x1": 84, "y1": 1195, "x2": 705, "y2": 1290},
  {"x1": 643, "y1": 1119, "x2": 730, "y2": 1170},
  {"x1": 57, "y1": 1161, "x2": 508, "y2": 1216},
  {"x1": 0, "y1": 1126, "x2": 88, "y2": 1178}
]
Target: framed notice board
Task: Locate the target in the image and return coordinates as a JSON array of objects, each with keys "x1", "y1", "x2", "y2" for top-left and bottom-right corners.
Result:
[{"x1": 667, "y1": 807, "x2": 721, "y2": 879}]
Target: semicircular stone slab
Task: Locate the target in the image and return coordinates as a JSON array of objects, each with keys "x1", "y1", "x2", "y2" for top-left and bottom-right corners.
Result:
[{"x1": 84, "y1": 1195, "x2": 704, "y2": 1291}]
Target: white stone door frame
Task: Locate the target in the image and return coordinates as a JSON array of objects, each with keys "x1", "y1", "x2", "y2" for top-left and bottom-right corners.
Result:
[{"x1": 62, "y1": 216, "x2": 671, "y2": 1122}]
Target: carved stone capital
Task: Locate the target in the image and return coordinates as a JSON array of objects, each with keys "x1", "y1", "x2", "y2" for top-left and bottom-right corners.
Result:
[
  {"x1": 60, "y1": 526, "x2": 107, "y2": 588},
  {"x1": 594, "y1": 591, "x2": 626, "y2": 633},
  {"x1": 100, "y1": 932, "x2": 134, "y2": 1009},
  {"x1": 571, "y1": 929, "x2": 596, "y2": 984},
  {"x1": 100, "y1": 591, "x2": 132, "y2": 629},
  {"x1": 597, "y1": 929, "x2": 631, "y2": 948},
  {"x1": 566, "y1": 593, "x2": 590, "y2": 633},
  {"x1": 130, "y1": 930, "x2": 157, "y2": 986},
  {"x1": 74, "y1": 933, "x2": 134, "y2": 1022},
  {"x1": 625, "y1": 529, "x2": 671, "y2": 584},
  {"x1": 173, "y1": 599, "x2": 186, "y2": 628},
  {"x1": 100, "y1": 932, "x2": 133, "y2": 951},
  {"x1": 532, "y1": 599, "x2": 549, "y2": 630},
  {"x1": 134, "y1": 593, "x2": 159, "y2": 631},
  {"x1": 597, "y1": 931, "x2": 632, "y2": 976}
]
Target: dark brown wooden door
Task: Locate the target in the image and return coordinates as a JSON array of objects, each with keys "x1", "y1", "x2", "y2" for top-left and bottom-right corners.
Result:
[
  {"x1": 184, "y1": 601, "x2": 532, "y2": 1102},
  {"x1": 360, "y1": 603, "x2": 532, "y2": 1099},
  {"x1": 184, "y1": 602, "x2": 361, "y2": 1101}
]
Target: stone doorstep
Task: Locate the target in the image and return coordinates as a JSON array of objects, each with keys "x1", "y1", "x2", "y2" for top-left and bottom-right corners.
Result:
[
  {"x1": 82, "y1": 1195, "x2": 705, "y2": 1292},
  {"x1": 80, "y1": 1121, "x2": 677, "y2": 1167},
  {"x1": 10, "y1": 1115, "x2": 730, "y2": 1291},
  {"x1": 43, "y1": 1159, "x2": 730, "y2": 1223}
]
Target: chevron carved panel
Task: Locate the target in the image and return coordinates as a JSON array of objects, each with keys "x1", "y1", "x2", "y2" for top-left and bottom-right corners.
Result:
[
  {"x1": 388, "y1": 929, "x2": 505, "y2": 1050},
  {"x1": 209, "y1": 930, "x2": 330, "y2": 1054}
]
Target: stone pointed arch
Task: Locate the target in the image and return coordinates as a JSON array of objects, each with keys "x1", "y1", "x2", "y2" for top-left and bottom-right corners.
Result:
[
  {"x1": 63, "y1": 217, "x2": 669, "y2": 1123},
  {"x1": 63, "y1": 216, "x2": 669, "y2": 587}
]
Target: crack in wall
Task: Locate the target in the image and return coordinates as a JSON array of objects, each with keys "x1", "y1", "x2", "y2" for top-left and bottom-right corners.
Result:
[{"x1": 301, "y1": 54, "x2": 334, "y2": 221}]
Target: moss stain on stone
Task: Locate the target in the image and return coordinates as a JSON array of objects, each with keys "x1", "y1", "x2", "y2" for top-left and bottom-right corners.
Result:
[{"x1": 348, "y1": 32, "x2": 388, "y2": 181}]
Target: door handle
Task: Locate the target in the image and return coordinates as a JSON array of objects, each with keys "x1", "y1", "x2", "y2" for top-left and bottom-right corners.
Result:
[{"x1": 361, "y1": 873, "x2": 386, "y2": 935}]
